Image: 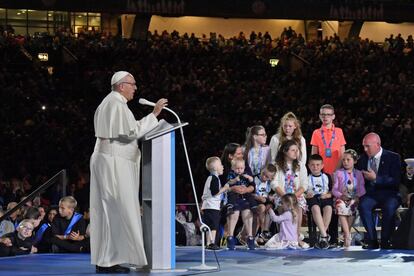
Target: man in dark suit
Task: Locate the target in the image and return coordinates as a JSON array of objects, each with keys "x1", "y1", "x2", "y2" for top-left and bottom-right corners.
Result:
[{"x1": 357, "y1": 132, "x2": 401, "y2": 249}]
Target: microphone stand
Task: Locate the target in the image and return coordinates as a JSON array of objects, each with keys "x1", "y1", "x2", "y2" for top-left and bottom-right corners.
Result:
[{"x1": 161, "y1": 106, "x2": 218, "y2": 271}]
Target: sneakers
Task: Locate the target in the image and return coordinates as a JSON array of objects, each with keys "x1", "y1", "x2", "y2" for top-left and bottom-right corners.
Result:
[
  {"x1": 247, "y1": 236, "x2": 255, "y2": 250},
  {"x1": 316, "y1": 235, "x2": 330, "y2": 249},
  {"x1": 220, "y1": 236, "x2": 227, "y2": 247},
  {"x1": 256, "y1": 236, "x2": 265, "y2": 246},
  {"x1": 206, "y1": 243, "x2": 221, "y2": 250},
  {"x1": 227, "y1": 236, "x2": 236, "y2": 250},
  {"x1": 260, "y1": 231, "x2": 272, "y2": 242},
  {"x1": 299, "y1": 240, "x2": 310, "y2": 249}
]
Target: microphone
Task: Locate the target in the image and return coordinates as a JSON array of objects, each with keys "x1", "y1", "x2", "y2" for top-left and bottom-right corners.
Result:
[
  {"x1": 138, "y1": 98, "x2": 156, "y2": 107},
  {"x1": 139, "y1": 98, "x2": 181, "y2": 124}
]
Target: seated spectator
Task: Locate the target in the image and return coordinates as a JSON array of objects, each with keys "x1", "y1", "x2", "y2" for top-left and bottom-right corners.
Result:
[
  {"x1": 51, "y1": 196, "x2": 89, "y2": 253},
  {"x1": 357, "y1": 133, "x2": 401, "y2": 249},
  {"x1": 38, "y1": 205, "x2": 46, "y2": 221},
  {"x1": 47, "y1": 207, "x2": 58, "y2": 223},
  {"x1": 226, "y1": 159, "x2": 256, "y2": 250},
  {"x1": 244, "y1": 125, "x2": 271, "y2": 176},
  {"x1": 271, "y1": 140, "x2": 309, "y2": 248},
  {"x1": 401, "y1": 159, "x2": 414, "y2": 207},
  {"x1": 226, "y1": 159, "x2": 257, "y2": 216},
  {"x1": 332, "y1": 149, "x2": 366, "y2": 249},
  {"x1": 23, "y1": 207, "x2": 42, "y2": 231},
  {"x1": 0, "y1": 219, "x2": 37, "y2": 257},
  {"x1": 305, "y1": 154, "x2": 333, "y2": 249},
  {"x1": 34, "y1": 207, "x2": 58, "y2": 253},
  {"x1": 0, "y1": 209, "x2": 15, "y2": 237},
  {"x1": 0, "y1": 202, "x2": 21, "y2": 237},
  {"x1": 253, "y1": 163, "x2": 276, "y2": 244},
  {"x1": 392, "y1": 191, "x2": 414, "y2": 249}
]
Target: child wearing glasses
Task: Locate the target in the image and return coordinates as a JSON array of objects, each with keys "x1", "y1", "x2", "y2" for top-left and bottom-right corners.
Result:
[
  {"x1": 310, "y1": 104, "x2": 346, "y2": 175},
  {"x1": 332, "y1": 149, "x2": 366, "y2": 249},
  {"x1": 244, "y1": 125, "x2": 271, "y2": 176},
  {"x1": 0, "y1": 219, "x2": 37, "y2": 257}
]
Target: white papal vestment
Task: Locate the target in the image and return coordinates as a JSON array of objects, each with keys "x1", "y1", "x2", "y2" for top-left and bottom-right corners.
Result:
[{"x1": 90, "y1": 91, "x2": 158, "y2": 267}]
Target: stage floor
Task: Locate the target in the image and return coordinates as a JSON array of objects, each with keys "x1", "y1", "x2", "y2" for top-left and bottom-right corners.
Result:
[{"x1": 0, "y1": 246, "x2": 413, "y2": 276}]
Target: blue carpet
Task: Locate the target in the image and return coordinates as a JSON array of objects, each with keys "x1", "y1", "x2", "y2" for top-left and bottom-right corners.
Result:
[{"x1": 0, "y1": 246, "x2": 413, "y2": 275}]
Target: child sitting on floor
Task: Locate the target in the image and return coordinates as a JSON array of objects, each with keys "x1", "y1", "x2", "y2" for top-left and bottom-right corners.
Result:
[{"x1": 265, "y1": 194, "x2": 300, "y2": 249}]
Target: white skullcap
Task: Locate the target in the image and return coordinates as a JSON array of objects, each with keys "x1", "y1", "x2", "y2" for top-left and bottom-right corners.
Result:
[
  {"x1": 111, "y1": 71, "x2": 131, "y2": 86},
  {"x1": 405, "y1": 158, "x2": 414, "y2": 168}
]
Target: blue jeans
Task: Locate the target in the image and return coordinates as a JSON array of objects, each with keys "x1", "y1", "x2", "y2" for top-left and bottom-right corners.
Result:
[{"x1": 358, "y1": 192, "x2": 400, "y2": 243}]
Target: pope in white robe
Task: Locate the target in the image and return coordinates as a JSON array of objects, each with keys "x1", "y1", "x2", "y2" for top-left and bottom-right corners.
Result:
[{"x1": 90, "y1": 71, "x2": 168, "y2": 272}]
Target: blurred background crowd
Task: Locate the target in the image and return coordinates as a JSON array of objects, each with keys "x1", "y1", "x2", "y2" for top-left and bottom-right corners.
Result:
[{"x1": 1, "y1": 25, "x2": 414, "y2": 211}]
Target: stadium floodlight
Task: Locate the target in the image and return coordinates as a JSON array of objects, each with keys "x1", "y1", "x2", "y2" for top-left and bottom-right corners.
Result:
[
  {"x1": 269, "y1": 58, "x2": 279, "y2": 67},
  {"x1": 38, "y1": 53, "x2": 48, "y2": 61}
]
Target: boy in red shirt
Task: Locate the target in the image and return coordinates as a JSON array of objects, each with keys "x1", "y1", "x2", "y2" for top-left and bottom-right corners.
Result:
[
  {"x1": 311, "y1": 104, "x2": 346, "y2": 246},
  {"x1": 311, "y1": 104, "x2": 346, "y2": 175}
]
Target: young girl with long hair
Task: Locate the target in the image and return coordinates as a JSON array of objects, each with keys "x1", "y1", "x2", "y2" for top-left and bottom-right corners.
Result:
[
  {"x1": 271, "y1": 140, "x2": 309, "y2": 248},
  {"x1": 270, "y1": 112, "x2": 307, "y2": 167},
  {"x1": 332, "y1": 149, "x2": 366, "y2": 249},
  {"x1": 265, "y1": 194, "x2": 300, "y2": 249},
  {"x1": 244, "y1": 125, "x2": 271, "y2": 176}
]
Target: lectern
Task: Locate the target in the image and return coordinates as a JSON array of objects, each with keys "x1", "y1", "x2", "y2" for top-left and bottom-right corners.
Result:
[{"x1": 141, "y1": 120, "x2": 188, "y2": 271}]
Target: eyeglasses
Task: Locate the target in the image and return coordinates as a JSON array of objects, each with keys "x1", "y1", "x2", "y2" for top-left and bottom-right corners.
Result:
[
  {"x1": 121, "y1": 82, "x2": 136, "y2": 87},
  {"x1": 20, "y1": 225, "x2": 34, "y2": 231},
  {"x1": 320, "y1": 113, "x2": 334, "y2": 117}
]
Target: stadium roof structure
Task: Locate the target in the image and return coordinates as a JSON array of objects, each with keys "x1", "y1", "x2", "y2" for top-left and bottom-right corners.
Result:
[{"x1": 1, "y1": 0, "x2": 414, "y2": 22}]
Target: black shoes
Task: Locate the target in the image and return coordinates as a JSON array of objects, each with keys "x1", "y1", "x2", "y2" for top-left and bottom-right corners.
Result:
[
  {"x1": 315, "y1": 235, "x2": 330, "y2": 249},
  {"x1": 96, "y1": 265, "x2": 130, "y2": 274},
  {"x1": 380, "y1": 241, "x2": 393, "y2": 249},
  {"x1": 362, "y1": 240, "x2": 380, "y2": 250},
  {"x1": 206, "y1": 243, "x2": 221, "y2": 250}
]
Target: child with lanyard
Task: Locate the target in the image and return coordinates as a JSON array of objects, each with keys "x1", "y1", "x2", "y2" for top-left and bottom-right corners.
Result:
[
  {"x1": 310, "y1": 104, "x2": 346, "y2": 176},
  {"x1": 305, "y1": 154, "x2": 333, "y2": 249},
  {"x1": 332, "y1": 149, "x2": 366, "y2": 249},
  {"x1": 254, "y1": 163, "x2": 277, "y2": 244},
  {"x1": 244, "y1": 125, "x2": 271, "y2": 177},
  {"x1": 271, "y1": 140, "x2": 309, "y2": 248}
]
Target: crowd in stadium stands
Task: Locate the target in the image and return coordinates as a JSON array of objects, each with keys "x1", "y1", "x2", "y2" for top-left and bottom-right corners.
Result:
[{"x1": 1, "y1": 24, "x2": 414, "y2": 252}]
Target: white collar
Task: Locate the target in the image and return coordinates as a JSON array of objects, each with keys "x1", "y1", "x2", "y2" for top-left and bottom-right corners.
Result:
[
  {"x1": 112, "y1": 91, "x2": 128, "y2": 103},
  {"x1": 373, "y1": 147, "x2": 383, "y2": 160}
]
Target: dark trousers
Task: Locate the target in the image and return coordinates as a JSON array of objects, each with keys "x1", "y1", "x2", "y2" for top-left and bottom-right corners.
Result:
[
  {"x1": 358, "y1": 192, "x2": 400, "y2": 243},
  {"x1": 0, "y1": 244, "x2": 11, "y2": 257},
  {"x1": 51, "y1": 237, "x2": 90, "y2": 253},
  {"x1": 328, "y1": 213, "x2": 338, "y2": 244}
]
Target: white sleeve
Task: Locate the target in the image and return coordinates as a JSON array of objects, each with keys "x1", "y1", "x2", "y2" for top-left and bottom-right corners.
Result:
[
  {"x1": 269, "y1": 135, "x2": 279, "y2": 163},
  {"x1": 300, "y1": 136, "x2": 307, "y2": 168},
  {"x1": 299, "y1": 166, "x2": 308, "y2": 191},
  {"x1": 130, "y1": 113, "x2": 158, "y2": 139}
]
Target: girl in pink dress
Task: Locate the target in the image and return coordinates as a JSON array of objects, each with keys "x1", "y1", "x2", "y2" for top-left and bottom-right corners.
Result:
[{"x1": 332, "y1": 149, "x2": 366, "y2": 249}]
